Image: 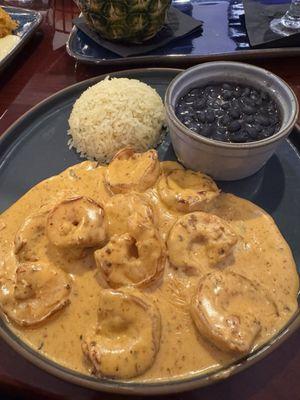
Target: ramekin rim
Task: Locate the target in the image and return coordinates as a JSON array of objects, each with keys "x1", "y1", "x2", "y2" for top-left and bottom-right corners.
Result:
[{"x1": 165, "y1": 61, "x2": 299, "y2": 150}]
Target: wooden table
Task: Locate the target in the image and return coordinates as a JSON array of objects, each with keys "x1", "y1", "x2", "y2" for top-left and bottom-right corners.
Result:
[{"x1": 0, "y1": 1, "x2": 300, "y2": 398}]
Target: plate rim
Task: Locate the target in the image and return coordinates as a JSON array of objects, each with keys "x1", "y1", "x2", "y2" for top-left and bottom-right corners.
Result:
[
  {"x1": 0, "y1": 6, "x2": 43, "y2": 73},
  {"x1": 0, "y1": 312, "x2": 299, "y2": 395},
  {"x1": 0, "y1": 67, "x2": 300, "y2": 395}
]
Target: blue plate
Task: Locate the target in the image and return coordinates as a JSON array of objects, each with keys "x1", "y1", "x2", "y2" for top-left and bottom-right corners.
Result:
[
  {"x1": 66, "y1": 0, "x2": 300, "y2": 66},
  {"x1": 0, "y1": 6, "x2": 42, "y2": 73},
  {"x1": 0, "y1": 68, "x2": 299, "y2": 394}
]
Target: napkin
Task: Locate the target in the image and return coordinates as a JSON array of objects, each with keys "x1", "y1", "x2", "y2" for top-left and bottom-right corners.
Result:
[
  {"x1": 243, "y1": 0, "x2": 300, "y2": 47},
  {"x1": 73, "y1": 7, "x2": 203, "y2": 57}
]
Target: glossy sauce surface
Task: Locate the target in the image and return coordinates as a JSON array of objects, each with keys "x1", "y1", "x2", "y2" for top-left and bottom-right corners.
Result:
[{"x1": 0, "y1": 160, "x2": 298, "y2": 382}]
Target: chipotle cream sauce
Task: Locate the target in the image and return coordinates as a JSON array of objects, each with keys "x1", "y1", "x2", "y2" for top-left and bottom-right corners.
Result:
[{"x1": 0, "y1": 160, "x2": 298, "y2": 381}]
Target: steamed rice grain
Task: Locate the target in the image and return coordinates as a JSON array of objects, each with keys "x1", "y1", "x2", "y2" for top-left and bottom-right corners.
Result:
[{"x1": 68, "y1": 77, "x2": 165, "y2": 163}]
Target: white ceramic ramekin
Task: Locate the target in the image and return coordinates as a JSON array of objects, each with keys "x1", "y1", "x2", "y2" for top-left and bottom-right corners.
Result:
[{"x1": 165, "y1": 62, "x2": 299, "y2": 180}]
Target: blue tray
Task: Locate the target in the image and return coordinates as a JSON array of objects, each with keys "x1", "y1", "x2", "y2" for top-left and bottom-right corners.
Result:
[
  {"x1": 0, "y1": 6, "x2": 42, "y2": 73},
  {"x1": 66, "y1": 0, "x2": 300, "y2": 66}
]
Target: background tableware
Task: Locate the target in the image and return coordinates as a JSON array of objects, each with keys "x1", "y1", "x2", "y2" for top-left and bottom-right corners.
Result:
[
  {"x1": 71, "y1": 8, "x2": 202, "y2": 58},
  {"x1": 165, "y1": 61, "x2": 299, "y2": 180},
  {"x1": 270, "y1": 0, "x2": 300, "y2": 36},
  {"x1": 66, "y1": 0, "x2": 300, "y2": 67},
  {"x1": 0, "y1": 6, "x2": 42, "y2": 72},
  {"x1": 74, "y1": 0, "x2": 171, "y2": 43},
  {"x1": 2, "y1": 0, "x2": 48, "y2": 11},
  {"x1": 0, "y1": 68, "x2": 299, "y2": 394}
]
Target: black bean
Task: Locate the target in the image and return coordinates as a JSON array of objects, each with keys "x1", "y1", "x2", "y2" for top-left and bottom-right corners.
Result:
[
  {"x1": 176, "y1": 102, "x2": 184, "y2": 111},
  {"x1": 212, "y1": 99, "x2": 223, "y2": 108},
  {"x1": 229, "y1": 131, "x2": 249, "y2": 143},
  {"x1": 197, "y1": 111, "x2": 206, "y2": 123},
  {"x1": 206, "y1": 110, "x2": 215, "y2": 123},
  {"x1": 242, "y1": 87, "x2": 251, "y2": 96},
  {"x1": 217, "y1": 126, "x2": 227, "y2": 134},
  {"x1": 255, "y1": 115, "x2": 270, "y2": 127},
  {"x1": 261, "y1": 126, "x2": 275, "y2": 138},
  {"x1": 253, "y1": 124, "x2": 262, "y2": 132},
  {"x1": 195, "y1": 98, "x2": 206, "y2": 109},
  {"x1": 223, "y1": 90, "x2": 233, "y2": 100},
  {"x1": 268, "y1": 116, "x2": 278, "y2": 126},
  {"x1": 242, "y1": 105, "x2": 255, "y2": 115},
  {"x1": 212, "y1": 132, "x2": 228, "y2": 142},
  {"x1": 185, "y1": 100, "x2": 195, "y2": 106},
  {"x1": 254, "y1": 97, "x2": 262, "y2": 107},
  {"x1": 215, "y1": 109, "x2": 225, "y2": 117},
  {"x1": 241, "y1": 96, "x2": 255, "y2": 107},
  {"x1": 206, "y1": 99, "x2": 215, "y2": 108},
  {"x1": 245, "y1": 124, "x2": 259, "y2": 139},
  {"x1": 266, "y1": 103, "x2": 276, "y2": 113},
  {"x1": 261, "y1": 91, "x2": 269, "y2": 101},
  {"x1": 208, "y1": 90, "x2": 218, "y2": 99},
  {"x1": 245, "y1": 115, "x2": 254, "y2": 124},
  {"x1": 204, "y1": 86, "x2": 214, "y2": 95},
  {"x1": 181, "y1": 117, "x2": 193, "y2": 126},
  {"x1": 256, "y1": 132, "x2": 266, "y2": 140},
  {"x1": 222, "y1": 83, "x2": 232, "y2": 90},
  {"x1": 196, "y1": 89, "x2": 206, "y2": 96},
  {"x1": 234, "y1": 86, "x2": 242, "y2": 97},
  {"x1": 228, "y1": 121, "x2": 241, "y2": 132},
  {"x1": 220, "y1": 114, "x2": 231, "y2": 125},
  {"x1": 221, "y1": 102, "x2": 230, "y2": 110},
  {"x1": 175, "y1": 82, "x2": 281, "y2": 143},
  {"x1": 187, "y1": 121, "x2": 200, "y2": 132},
  {"x1": 178, "y1": 108, "x2": 191, "y2": 117},
  {"x1": 200, "y1": 125, "x2": 214, "y2": 137},
  {"x1": 231, "y1": 99, "x2": 240, "y2": 109},
  {"x1": 189, "y1": 88, "x2": 201, "y2": 97},
  {"x1": 229, "y1": 108, "x2": 240, "y2": 119},
  {"x1": 177, "y1": 103, "x2": 184, "y2": 111}
]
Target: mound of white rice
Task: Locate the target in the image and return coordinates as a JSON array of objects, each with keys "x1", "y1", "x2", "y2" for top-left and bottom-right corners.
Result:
[{"x1": 68, "y1": 77, "x2": 165, "y2": 163}]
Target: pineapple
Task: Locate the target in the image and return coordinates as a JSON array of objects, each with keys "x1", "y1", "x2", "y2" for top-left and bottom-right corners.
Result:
[{"x1": 76, "y1": 0, "x2": 172, "y2": 43}]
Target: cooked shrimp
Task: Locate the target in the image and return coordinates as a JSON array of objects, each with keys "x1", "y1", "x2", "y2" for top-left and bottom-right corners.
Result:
[
  {"x1": 105, "y1": 192, "x2": 155, "y2": 238},
  {"x1": 160, "y1": 160, "x2": 184, "y2": 173},
  {"x1": 167, "y1": 212, "x2": 237, "y2": 275},
  {"x1": 46, "y1": 196, "x2": 106, "y2": 249},
  {"x1": 105, "y1": 147, "x2": 160, "y2": 194},
  {"x1": 2, "y1": 262, "x2": 71, "y2": 326},
  {"x1": 157, "y1": 169, "x2": 219, "y2": 213},
  {"x1": 190, "y1": 271, "x2": 279, "y2": 353},
  {"x1": 94, "y1": 226, "x2": 165, "y2": 289},
  {"x1": 96, "y1": 192, "x2": 164, "y2": 288},
  {"x1": 14, "y1": 210, "x2": 48, "y2": 262},
  {"x1": 82, "y1": 288, "x2": 161, "y2": 378}
]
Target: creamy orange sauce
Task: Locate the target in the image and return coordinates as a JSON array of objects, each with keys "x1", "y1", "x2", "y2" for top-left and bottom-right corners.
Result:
[{"x1": 0, "y1": 158, "x2": 298, "y2": 382}]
